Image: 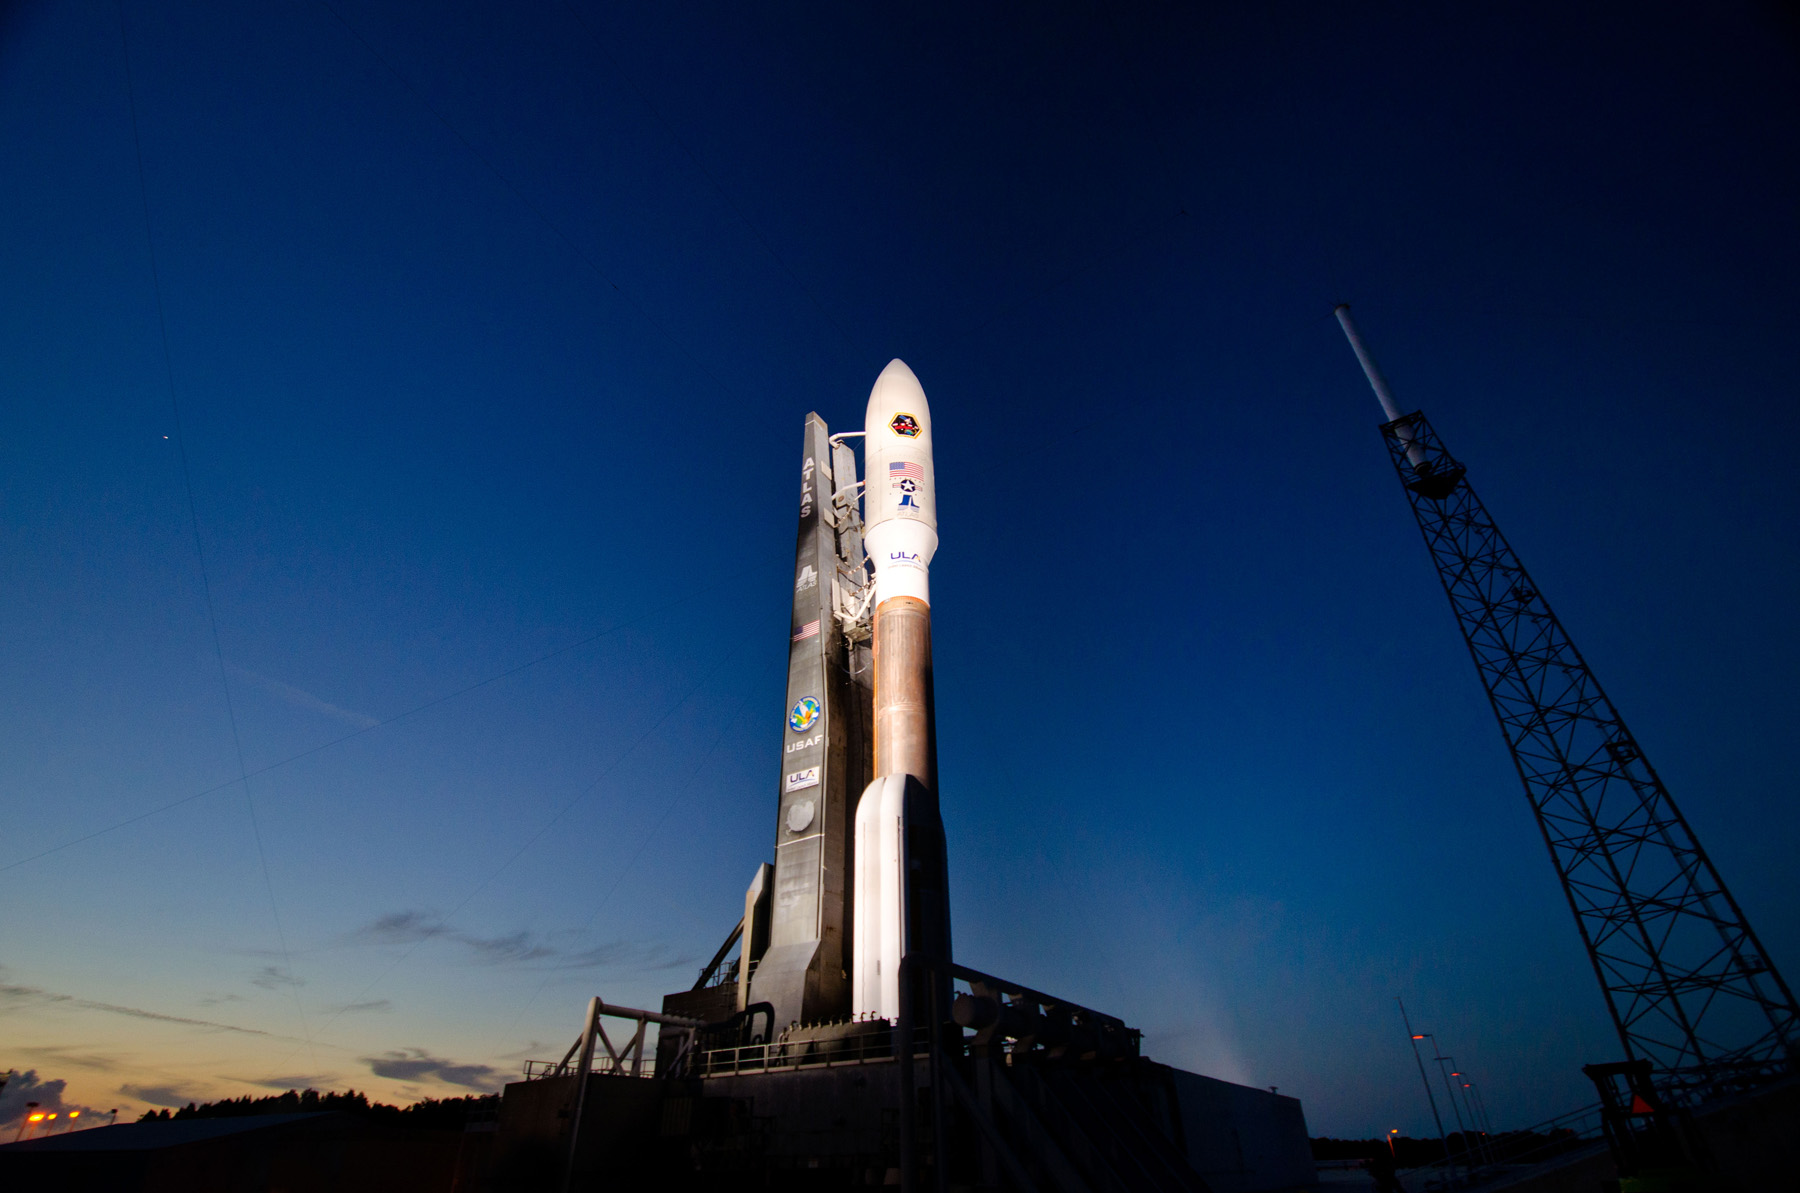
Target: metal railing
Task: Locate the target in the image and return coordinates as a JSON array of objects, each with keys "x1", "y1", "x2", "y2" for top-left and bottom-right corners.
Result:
[
  {"x1": 548, "y1": 999, "x2": 701, "y2": 1083},
  {"x1": 683, "y1": 955, "x2": 1141, "y2": 1081},
  {"x1": 944, "y1": 961, "x2": 1141, "y2": 1063},
  {"x1": 691, "y1": 1025, "x2": 927, "y2": 1077},
  {"x1": 523, "y1": 1056, "x2": 661, "y2": 1081}
]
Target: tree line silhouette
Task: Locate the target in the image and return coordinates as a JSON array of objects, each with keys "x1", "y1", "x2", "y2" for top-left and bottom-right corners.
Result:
[
  {"x1": 136, "y1": 1088, "x2": 497, "y2": 1130},
  {"x1": 1312, "y1": 1127, "x2": 1590, "y2": 1169}
]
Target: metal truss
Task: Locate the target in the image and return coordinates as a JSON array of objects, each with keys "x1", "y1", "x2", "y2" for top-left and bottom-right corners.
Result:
[{"x1": 1381, "y1": 411, "x2": 1799, "y2": 1105}]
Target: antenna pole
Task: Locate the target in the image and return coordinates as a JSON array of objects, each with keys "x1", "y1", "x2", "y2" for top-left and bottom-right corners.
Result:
[
  {"x1": 1398, "y1": 999, "x2": 1453, "y2": 1174},
  {"x1": 1334, "y1": 304, "x2": 1404, "y2": 422}
]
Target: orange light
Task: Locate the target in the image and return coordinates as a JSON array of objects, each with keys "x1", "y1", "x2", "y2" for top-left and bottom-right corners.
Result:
[
  {"x1": 69, "y1": 1111, "x2": 80, "y2": 1118},
  {"x1": 45, "y1": 1113, "x2": 56, "y2": 1120},
  {"x1": 1412, "y1": 1034, "x2": 1425, "y2": 1039},
  {"x1": 27, "y1": 1113, "x2": 44, "y2": 1122}
]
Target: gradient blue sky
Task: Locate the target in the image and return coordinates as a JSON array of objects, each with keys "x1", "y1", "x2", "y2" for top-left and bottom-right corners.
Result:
[{"x1": 3, "y1": 0, "x2": 1797, "y2": 1138}]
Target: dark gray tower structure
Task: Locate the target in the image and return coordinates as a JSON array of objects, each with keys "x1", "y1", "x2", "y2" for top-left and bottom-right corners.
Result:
[
  {"x1": 744, "y1": 413, "x2": 874, "y2": 1031},
  {"x1": 1336, "y1": 305, "x2": 1800, "y2": 1105}
]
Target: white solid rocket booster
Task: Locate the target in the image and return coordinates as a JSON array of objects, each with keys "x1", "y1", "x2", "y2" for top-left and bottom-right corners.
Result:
[{"x1": 852, "y1": 359, "x2": 950, "y2": 1022}]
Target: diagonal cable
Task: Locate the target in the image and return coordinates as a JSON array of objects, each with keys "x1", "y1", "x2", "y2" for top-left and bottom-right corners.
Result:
[
  {"x1": 116, "y1": 0, "x2": 312, "y2": 1059},
  {"x1": 0, "y1": 576, "x2": 732, "y2": 874},
  {"x1": 508, "y1": 652, "x2": 778, "y2": 1026},
  {"x1": 283, "y1": 629, "x2": 765, "y2": 1055}
]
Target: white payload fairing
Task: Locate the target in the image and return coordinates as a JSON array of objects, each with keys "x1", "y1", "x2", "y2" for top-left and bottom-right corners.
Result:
[
  {"x1": 852, "y1": 360, "x2": 952, "y2": 1023},
  {"x1": 861, "y1": 360, "x2": 938, "y2": 608}
]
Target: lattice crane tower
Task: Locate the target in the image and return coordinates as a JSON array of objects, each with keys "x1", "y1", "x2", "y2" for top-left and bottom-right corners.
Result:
[{"x1": 1335, "y1": 305, "x2": 1799, "y2": 1105}]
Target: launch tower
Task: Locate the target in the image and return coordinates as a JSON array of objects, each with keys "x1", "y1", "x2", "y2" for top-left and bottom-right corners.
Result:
[
  {"x1": 739, "y1": 412, "x2": 876, "y2": 1031},
  {"x1": 1336, "y1": 305, "x2": 1800, "y2": 1106}
]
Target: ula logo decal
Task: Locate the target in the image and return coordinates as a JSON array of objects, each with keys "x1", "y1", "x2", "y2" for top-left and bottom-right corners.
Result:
[
  {"x1": 889, "y1": 412, "x2": 921, "y2": 438},
  {"x1": 789, "y1": 696, "x2": 822, "y2": 733}
]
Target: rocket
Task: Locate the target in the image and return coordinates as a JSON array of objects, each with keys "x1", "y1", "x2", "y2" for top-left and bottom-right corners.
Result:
[
  {"x1": 852, "y1": 360, "x2": 952, "y2": 1022},
  {"x1": 862, "y1": 360, "x2": 939, "y2": 788}
]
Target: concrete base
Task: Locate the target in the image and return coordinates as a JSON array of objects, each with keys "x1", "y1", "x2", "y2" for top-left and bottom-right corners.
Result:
[
  {"x1": 687, "y1": 1060, "x2": 911, "y2": 1178},
  {"x1": 1168, "y1": 1068, "x2": 1315, "y2": 1193},
  {"x1": 488, "y1": 1073, "x2": 667, "y2": 1192}
]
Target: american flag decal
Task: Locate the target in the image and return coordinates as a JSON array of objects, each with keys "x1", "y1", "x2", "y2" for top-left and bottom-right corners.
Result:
[
  {"x1": 889, "y1": 461, "x2": 923, "y2": 483},
  {"x1": 791, "y1": 619, "x2": 820, "y2": 642}
]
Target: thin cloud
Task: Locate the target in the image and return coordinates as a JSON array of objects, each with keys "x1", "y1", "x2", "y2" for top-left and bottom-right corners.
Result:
[
  {"x1": 2, "y1": 979, "x2": 304, "y2": 1042},
  {"x1": 363, "y1": 1049, "x2": 499, "y2": 1090},
  {"x1": 231, "y1": 1074, "x2": 341, "y2": 1091},
  {"x1": 328, "y1": 999, "x2": 391, "y2": 1015},
  {"x1": 347, "y1": 911, "x2": 688, "y2": 972},
  {"x1": 226, "y1": 662, "x2": 380, "y2": 729},
  {"x1": 14, "y1": 1045, "x2": 121, "y2": 1073},
  {"x1": 460, "y1": 931, "x2": 557, "y2": 966},
  {"x1": 250, "y1": 966, "x2": 305, "y2": 990},
  {"x1": 349, "y1": 911, "x2": 447, "y2": 947},
  {"x1": 555, "y1": 941, "x2": 689, "y2": 972},
  {"x1": 120, "y1": 1083, "x2": 195, "y2": 1108}
]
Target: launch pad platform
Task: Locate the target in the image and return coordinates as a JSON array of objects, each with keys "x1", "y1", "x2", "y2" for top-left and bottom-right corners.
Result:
[{"x1": 481, "y1": 959, "x2": 1314, "y2": 1191}]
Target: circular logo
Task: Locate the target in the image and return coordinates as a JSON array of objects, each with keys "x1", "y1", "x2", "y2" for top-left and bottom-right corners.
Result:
[
  {"x1": 788, "y1": 696, "x2": 822, "y2": 733},
  {"x1": 889, "y1": 412, "x2": 921, "y2": 438}
]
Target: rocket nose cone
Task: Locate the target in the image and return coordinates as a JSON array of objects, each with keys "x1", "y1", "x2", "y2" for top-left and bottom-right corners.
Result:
[
  {"x1": 866, "y1": 358, "x2": 930, "y2": 430},
  {"x1": 879, "y1": 358, "x2": 919, "y2": 387}
]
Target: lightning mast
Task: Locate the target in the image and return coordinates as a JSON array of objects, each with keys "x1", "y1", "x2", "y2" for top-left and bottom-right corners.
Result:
[{"x1": 1335, "y1": 304, "x2": 1800, "y2": 1105}]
